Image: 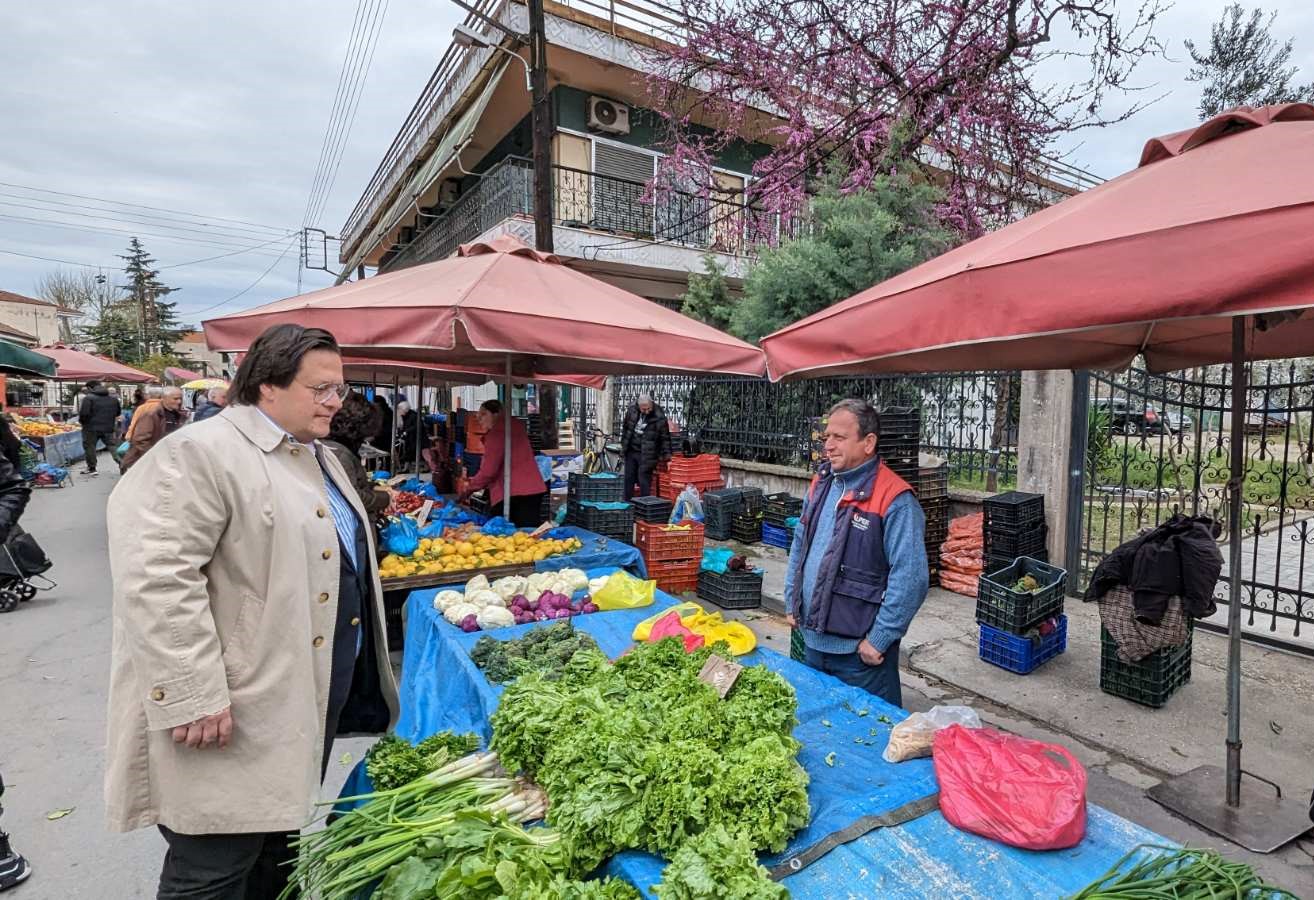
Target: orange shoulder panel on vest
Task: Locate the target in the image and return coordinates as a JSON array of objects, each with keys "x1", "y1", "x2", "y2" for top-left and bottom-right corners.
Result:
[{"x1": 860, "y1": 464, "x2": 914, "y2": 516}]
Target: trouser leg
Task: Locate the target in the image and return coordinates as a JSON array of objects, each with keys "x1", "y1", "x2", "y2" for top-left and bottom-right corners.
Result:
[
  {"x1": 623, "y1": 453, "x2": 640, "y2": 500},
  {"x1": 157, "y1": 826, "x2": 292, "y2": 900}
]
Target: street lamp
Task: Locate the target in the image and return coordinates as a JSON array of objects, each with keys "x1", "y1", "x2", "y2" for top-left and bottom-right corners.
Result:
[{"x1": 452, "y1": 25, "x2": 532, "y2": 92}]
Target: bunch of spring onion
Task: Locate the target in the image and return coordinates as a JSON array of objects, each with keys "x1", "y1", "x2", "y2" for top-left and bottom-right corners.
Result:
[
  {"x1": 1066, "y1": 844, "x2": 1300, "y2": 899},
  {"x1": 279, "y1": 751, "x2": 548, "y2": 899}
]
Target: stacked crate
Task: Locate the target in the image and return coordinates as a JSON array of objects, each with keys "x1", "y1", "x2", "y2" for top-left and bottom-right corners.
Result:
[
  {"x1": 879, "y1": 406, "x2": 921, "y2": 485},
  {"x1": 630, "y1": 495, "x2": 674, "y2": 525},
  {"x1": 702, "y1": 487, "x2": 745, "y2": 541},
  {"x1": 566, "y1": 473, "x2": 631, "y2": 541},
  {"x1": 697, "y1": 567, "x2": 764, "y2": 610},
  {"x1": 762, "y1": 492, "x2": 803, "y2": 549},
  {"x1": 635, "y1": 520, "x2": 704, "y2": 594},
  {"x1": 1100, "y1": 627, "x2": 1193, "y2": 708},
  {"x1": 982, "y1": 491, "x2": 1047, "y2": 574},
  {"x1": 975, "y1": 556, "x2": 1068, "y2": 675},
  {"x1": 917, "y1": 464, "x2": 950, "y2": 586},
  {"x1": 805, "y1": 416, "x2": 826, "y2": 473},
  {"x1": 731, "y1": 512, "x2": 762, "y2": 544}
]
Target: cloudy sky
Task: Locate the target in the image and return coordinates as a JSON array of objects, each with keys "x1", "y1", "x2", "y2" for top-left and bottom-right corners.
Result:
[{"x1": 1, "y1": 0, "x2": 1311, "y2": 324}]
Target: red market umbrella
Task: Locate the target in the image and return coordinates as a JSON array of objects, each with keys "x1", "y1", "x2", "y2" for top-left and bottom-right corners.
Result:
[
  {"x1": 205, "y1": 235, "x2": 763, "y2": 516},
  {"x1": 762, "y1": 103, "x2": 1314, "y2": 851},
  {"x1": 163, "y1": 365, "x2": 205, "y2": 384},
  {"x1": 33, "y1": 345, "x2": 156, "y2": 384}
]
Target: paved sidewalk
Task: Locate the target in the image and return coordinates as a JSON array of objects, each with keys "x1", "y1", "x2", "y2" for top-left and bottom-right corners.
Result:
[{"x1": 712, "y1": 538, "x2": 1314, "y2": 889}]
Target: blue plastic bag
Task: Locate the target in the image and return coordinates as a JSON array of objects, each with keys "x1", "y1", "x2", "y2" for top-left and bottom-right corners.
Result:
[
  {"x1": 701, "y1": 547, "x2": 735, "y2": 573},
  {"x1": 382, "y1": 517, "x2": 420, "y2": 556},
  {"x1": 481, "y1": 516, "x2": 518, "y2": 537}
]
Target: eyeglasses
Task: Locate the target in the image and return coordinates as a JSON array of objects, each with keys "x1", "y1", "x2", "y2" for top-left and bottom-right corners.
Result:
[{"x1": 300, "y1": 381, "x2": 349, "y2": 404}]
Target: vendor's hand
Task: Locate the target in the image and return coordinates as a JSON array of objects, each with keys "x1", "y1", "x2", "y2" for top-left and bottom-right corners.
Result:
[
  {"x1": 784, "y1": 614, "x2": 797, "y2": 628},
  {"x1": 172, "y1": 706, "x2": 233, "y2": 750},
  {"x1": 857, "y1": 639, "x2": 884, "y2": 667}
]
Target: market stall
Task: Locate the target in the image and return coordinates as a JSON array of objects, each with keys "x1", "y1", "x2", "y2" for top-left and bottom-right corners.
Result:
[{"x1": 336, "y1": 565, "x2": 1182, "y2": 898}]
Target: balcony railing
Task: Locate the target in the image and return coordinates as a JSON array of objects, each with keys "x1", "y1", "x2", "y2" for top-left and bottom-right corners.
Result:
[{"x1": 381, "y1": 156, "x2": 807, "y2": 272}]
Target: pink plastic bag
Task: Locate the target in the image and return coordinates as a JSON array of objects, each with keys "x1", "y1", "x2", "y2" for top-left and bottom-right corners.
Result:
[
  {"x1": 648, "y1": 610, "x2": 705, "y2": 653},
  {"x1": 933, "y1": 724, "x2": 1087, "y2": 850}
]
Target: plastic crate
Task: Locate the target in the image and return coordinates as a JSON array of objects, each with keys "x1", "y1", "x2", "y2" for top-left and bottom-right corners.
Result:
[
  {"x1": 649, "y1": 559, "x2": 700, "y2": 594},
  {"x1": 764, "y1": 492, "x2": 803, "y2": 521},
  {"x1": 657, "y1": 574, "x2": 699, "y2": 595},
  {"x1": 762, "y1": 521, "x2": 792, "y2": 549},
  {"x1": 568, "y1": 473, "x2": 625, "y2": 503},
  {"x1": 985, "y1": 522, "x2": 1048, "y2": 557},
  {"x1": 697, "y1": 568, "x2": 764, "y2": 610},
  {"x1": 730, "y1": 512, "x2": 762, "y2": 544},
  {"x1": 665, "y1": 454, "x2": 722, "y2": 482},
  {"x1": 574, "y1": 502, "x2": 634, "y2": 535},
  {"x1": 790, "y1": 627, "x2": 807, "y2": 662},
  {"x1": 979, "y1": 616, "x2": 1067, "y2": 674},
  {"x1": 879, "y1": 406, "x2": 921, "y2": 439},
  {"x1": 740, "y1": 487, "x2": 765, "y2": 514},
  {"x1": 1100, "y1": 627, "x2": 1193, "y2": 708},
  {"x1": 983, "y1": 491, "x2": 1045, "y2": 529},
  {"x1": 635, "y1": 520, "x2": 705, "y2": 561},
  {"x1": 917, "y1": 465, "x2": 950, "y2": 500},
  {"x1": 984, "y1": 548, "x2": 1049, "y2": 574},
  {"x1": 976, "y1": 557, "x2": 1066, "y2": 634},
  {"x1": 658, "y1": 476, "x2": 726, "y2": 502},
  {"x1": 630, "y1": 496, "x2": 674, "y2": 523}
]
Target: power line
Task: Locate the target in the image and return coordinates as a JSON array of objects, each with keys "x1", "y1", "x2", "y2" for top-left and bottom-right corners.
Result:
[
  {"x1": 0, "y1": 197, "x2": 297, "y2": 246},
  {"x1": 0, "y1": 180, "x2": 291, "y2": 233},
  {"x1": 0, "y1": 212, "x2": 296, "y2": 258},
  {"x1": 0, "y1": 190, "x2": 296, "y2": 242},
  {"x1": 159, "y1": 235, "x2": 302, "y2": 268},
  {"x1": 0, "y1": 247, "x2": 100, "y2": 268},
  {"x1": 184, "y1": 238, "x2": 299, "y2": 317}
]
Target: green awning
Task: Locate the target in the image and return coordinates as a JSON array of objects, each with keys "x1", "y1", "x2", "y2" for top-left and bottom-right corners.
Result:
[{"x1": 0, "y1": 339, "x2": 57, "y2": 377}]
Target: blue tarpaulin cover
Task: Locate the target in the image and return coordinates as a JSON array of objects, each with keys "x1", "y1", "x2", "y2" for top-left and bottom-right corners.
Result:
[
  {"x1": 535, "y1": 525, "x2": 647, "y2": 578},
  {"x1": 341, "y1": 565, "x2": 1175, "y2": 898}
]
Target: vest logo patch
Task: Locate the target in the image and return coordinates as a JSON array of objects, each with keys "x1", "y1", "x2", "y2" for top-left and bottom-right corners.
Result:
[{"x1": 851, "y1": 513, "x2": 870, "y2": 531}]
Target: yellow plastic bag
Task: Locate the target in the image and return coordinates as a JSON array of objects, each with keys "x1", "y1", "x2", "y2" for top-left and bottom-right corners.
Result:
[
  {"x1": 685, "y1": 611, "x2": 757, "y2": 656},
  {"x1": 633, "y1": 602, "x2": 705, "y2": 641},
  {"x1": 593, "y1": 570, "x2": 657, "y2": 610}
]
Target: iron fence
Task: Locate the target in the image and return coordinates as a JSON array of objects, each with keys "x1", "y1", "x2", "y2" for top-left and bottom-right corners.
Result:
[
  {"x1": 612, "y1": 372, "x2": 1019, "y2": 488},
  {"x1": 1075, "y1": 361, "x2": 1314, "y2": 654}
]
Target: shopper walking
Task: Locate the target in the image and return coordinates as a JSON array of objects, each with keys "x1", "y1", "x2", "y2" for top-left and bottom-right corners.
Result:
[
  {"x1": 458, "y1": 399, "x2": 546, "y2": 527},
  {"x1": 105, "y1": 323, "x2": 398, "y2": 899},
  {"x1": 620, "y1": 393, "x2": 672, "y2": 500},
  {"x1": 77, "y1": 380, "x2": 121, "y2": 476},
  {"x1": 119, "y1": 386, "x2": 184, "y2": 473},
  {"x1": 782, "y1": 399, "x2": 928, "y2": 708},
  {"x1": 191, "y1": 385, "x2": 228, "y2": 423}
]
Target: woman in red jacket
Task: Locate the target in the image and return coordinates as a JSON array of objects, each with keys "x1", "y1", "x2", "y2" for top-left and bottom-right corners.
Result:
[{"x1": 458, "y1": 399, "x2": 547, "y2": 527}]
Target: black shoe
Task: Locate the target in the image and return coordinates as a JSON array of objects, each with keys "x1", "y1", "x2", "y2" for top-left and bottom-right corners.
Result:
[{"x1": 0, "y1": 848, "x2": 30, "y2": 892}]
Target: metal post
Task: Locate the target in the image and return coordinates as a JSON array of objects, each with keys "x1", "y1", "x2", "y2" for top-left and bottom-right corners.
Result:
[
  {"x1": 1225, "y1": 315, "x2": 1246, "y2": 807},
  {"x1": 1064, "y1": 370, "x2": 1091, "y2": 588},
  {"x1": 416, "y1": 370, "x2": 426, "y2": 478},
  {"x1": 528, "y1": 0, "x2": 553, "y2": 253},
  {"x1": 390, "y1": 374, "x2": 400, "y2": 475},
  {"x1": 503, "y1": 355, "x2": 514, "y2": 520}
]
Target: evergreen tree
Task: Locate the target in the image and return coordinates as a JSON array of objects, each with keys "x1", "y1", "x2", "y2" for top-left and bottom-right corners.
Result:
[
  {"x1": 679, "y1": 254, "x2": 736, "y2": 333},
  {"x1": 87, "y1": 238, "x2": 184, "y2": 363},
  {"x1": 1185, "y1": 4, "x2": 1314, "y2": 119}
]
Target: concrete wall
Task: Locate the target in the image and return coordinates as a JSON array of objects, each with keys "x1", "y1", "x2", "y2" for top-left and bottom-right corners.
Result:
[
  {"x1": 0, "y1": 303, "x2": 70, "y2": 345},
  {"x1": 1016, "y1": 370, "x2": 1076, "y2": 564}
]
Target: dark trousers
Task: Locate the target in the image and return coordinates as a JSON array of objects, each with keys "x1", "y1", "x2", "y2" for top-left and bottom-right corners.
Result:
[
  {"x1": 157, "y1": 827, "x2": 294, "y2": 900},
  {"x1": 623, "y1": 453, "x2": 652, "y2": 500},
  {"x1": 804, "y1": 641, "x2": 903, "y2": 708},
  {"x1": 82, "y1": 430, "x2": 113, "y2": 471},
  {"x1": 507, "y1": 492, "x2": 547, "y2": 528}
]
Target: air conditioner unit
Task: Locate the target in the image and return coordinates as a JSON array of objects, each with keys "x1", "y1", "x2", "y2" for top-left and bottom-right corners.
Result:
[{"x1": 587, "y1": 96, "x2": 630, "y2": 135}]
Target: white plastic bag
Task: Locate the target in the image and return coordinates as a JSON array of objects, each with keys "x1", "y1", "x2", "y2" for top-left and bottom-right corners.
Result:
[
  {"x1": 671, "y1": 484, "x2": 704, "y2": 523},
  {"x1": 883, "y1": 705, "x2": 982, "y2": 763}
]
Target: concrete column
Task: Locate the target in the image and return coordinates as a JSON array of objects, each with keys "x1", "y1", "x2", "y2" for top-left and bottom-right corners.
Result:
[{"x1": 1017, "y1": 370, "x2": 1075, "y2": 563}]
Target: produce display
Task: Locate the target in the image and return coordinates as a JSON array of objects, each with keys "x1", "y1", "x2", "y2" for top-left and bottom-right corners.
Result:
[
  {"x1": 378, "y1": 527, "x2": 583, "y2": 580},
  {"x1": 490, "y1": 638, "x2": 810, "y2": 874},
  {"x1": 1066, "y1": 844, "x2": 1299, "y2": 899},
  {"x1": 433, "y1": 570, "x2": 597, "y2": 633},
  {"x1": 387, "y1": 490, "x2": 425, "y2": 515},
  {"x1": 653, "y1": 825, "x2": 787, "y2": 900},
  {"x1": 365, "y1": 730, "x2": 481, "y2": 791},
  {"x1": 470, "y1": 623, "x2": 601, "y2": 684},
  {"x1": 15, "y1": 418, "x2": 76, "y2": 437}
]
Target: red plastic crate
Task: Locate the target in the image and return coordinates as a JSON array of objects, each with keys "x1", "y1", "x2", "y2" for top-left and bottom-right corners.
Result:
[
  {"x1": 635, "y1": 520, "x2": 705, "y2": 561},
  {"x1": 665, "y1": 453, "x2": 722, "y2": 482},
  {"x1": 658, "y1": 477, "x2": 726, "y2": 502},
  {"x1": 655, "y1": 574, "x2": 699, "y2": 595}
]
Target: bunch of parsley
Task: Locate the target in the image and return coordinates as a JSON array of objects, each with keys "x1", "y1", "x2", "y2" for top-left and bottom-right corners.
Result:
[{"x1": 366, "y1": 731, "x2": 482, "y2": 791}]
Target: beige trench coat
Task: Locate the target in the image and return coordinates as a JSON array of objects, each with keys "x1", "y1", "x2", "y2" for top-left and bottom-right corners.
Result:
[{"x1": 105, "y1": 404, "x2": 399, "y2": 834}]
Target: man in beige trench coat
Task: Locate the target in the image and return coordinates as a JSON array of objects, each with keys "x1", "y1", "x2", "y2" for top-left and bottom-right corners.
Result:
[{"x1": 105, "y1": 324, "x2": 399, "y2": 898}]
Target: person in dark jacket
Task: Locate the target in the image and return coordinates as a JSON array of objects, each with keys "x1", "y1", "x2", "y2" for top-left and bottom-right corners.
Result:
[
  {"x1": 191, "y1": 385, "x2": 228, "y2": 423},
  {"x1": 119, "y1": 387, "x2": 185, "y2": 473},
  {"x1": 0, "y1": 416, "x2": 21, "y2": 472},
  {"x1": 372, "y1": 396, "x2": 394, "y2": 452},
  {"x1": 1083, "y1": 513, "x2": 1223, "y2": 624},
  {"x1": 620, "y1": 394, "x2": 672, "y2": 500},
  {"x1": 323, "y1": 393, "x2": 393, "y2": 520},
  {"x1": 78, "y1": 380, "x2": 122, "y2": 475}
]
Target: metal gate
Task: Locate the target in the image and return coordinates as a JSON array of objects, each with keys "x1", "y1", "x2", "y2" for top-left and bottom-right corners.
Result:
[{"x1": 1070, "y1": 361, "x2": 1314, "y2": 655}]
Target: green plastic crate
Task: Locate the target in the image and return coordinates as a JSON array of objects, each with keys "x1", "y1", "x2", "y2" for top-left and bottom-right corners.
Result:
[{"x1": 1099, "y1": 627, "x2": 1192, "y2": 708}]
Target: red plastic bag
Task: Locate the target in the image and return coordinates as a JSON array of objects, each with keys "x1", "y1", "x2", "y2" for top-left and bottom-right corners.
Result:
[
  {"x1": 933, "y1": 724, "x2": 1087, "y2": 850},
  {"x1": 648, "y1": 610, "x2": 705, "y2": 653}
]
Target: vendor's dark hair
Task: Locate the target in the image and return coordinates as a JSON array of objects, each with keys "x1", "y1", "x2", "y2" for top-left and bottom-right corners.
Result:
[
  {"x1": 329, "y1": 392, "x2": 382, "y2": 453},
  {"x1": 480, "y1": 399, "x2": 503, "y2": 415},
  {"x1": 229, "y1": 324, "x2": 340, "y2": 406},
  {"x1": 827, "y1": 398, "x2": 881, "y2": 440}
]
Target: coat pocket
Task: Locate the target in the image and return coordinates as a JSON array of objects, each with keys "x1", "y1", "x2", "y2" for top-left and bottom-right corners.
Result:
[
  {"x1": 824, "y1": 566, "x2": 884, "y2": 639},
  {"x1": 221, "y1": 590, "x2": 265, "y2": 682}
]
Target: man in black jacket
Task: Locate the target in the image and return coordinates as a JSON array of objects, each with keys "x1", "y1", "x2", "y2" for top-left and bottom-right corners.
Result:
[
  {"x1": 78, "y1": 380, "x2": 122, "y2": 476},
  {"x1": 621, "y1": 394, "x2": 672, "y2": 500}
]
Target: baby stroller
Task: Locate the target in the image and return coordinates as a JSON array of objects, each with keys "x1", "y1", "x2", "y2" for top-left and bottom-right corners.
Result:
[{"x1": 0, "y1": 527, "x2": 54, "y2": 614}]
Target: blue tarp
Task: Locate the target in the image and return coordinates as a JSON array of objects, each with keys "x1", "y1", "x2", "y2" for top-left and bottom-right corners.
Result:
[
  {"x1": 341, "y1": 564, "x2": 1177, "y2": 898},
  {"x1": 535, "y1": 525, "x2": 646, "y2": 578}
]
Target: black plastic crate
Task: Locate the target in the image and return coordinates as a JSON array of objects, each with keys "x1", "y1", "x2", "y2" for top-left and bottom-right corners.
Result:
[
  {"x1": 976, "y1": 557, "x2": 1066, "y2": 634},
  {"x1": 730, "y1": 512, "x2": 762, "y2": 544},
  {"x1": 983, "y1": 491, "x2": 1045, "y2": 529},
  {"x1": 984, "y1": 548, "x2": 1049, "y2": 574},
  {"x1": 740, "y1": 487, "x2": 765, "y2": 514},
  {"x1": 575, "y1": 502, "x2": 634, "y2": 536},
  {"x1": 917, "y1": 465, "x2": 950, "y2": 500},
  {"x1": 985, "y1": 522, "x2": 1048, "y2": 557},
  {"x1": 764, "y1": 492, "x2": 803, "y2": 518},
  {"x1": 879, "y1": 406, "x2": 921, "y2": 440},
  {"x1": 697, "y1": 568, "x2": 764, "y2": 610},
  {"x1": 568, "y1": 473, "x2": 625, "y2": 503},
  {"x1": 630, "y1": 496, "x2": 674, "y2": 523},
  {"x1": 1100, "y1": 627, "x2": 1193, "y2": 708}
]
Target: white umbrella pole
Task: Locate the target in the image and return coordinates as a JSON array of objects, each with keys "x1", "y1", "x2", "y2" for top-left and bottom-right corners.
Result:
[
  {"x1": 503, "y1": 354, "x2": 513, "y2": 521},
  {"x1": 1225, "y1": 316, "x2": 1245, "y2": 805}
]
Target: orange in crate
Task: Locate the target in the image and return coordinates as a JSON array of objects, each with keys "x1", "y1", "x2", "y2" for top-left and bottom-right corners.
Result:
[{"x1": 635, "y1": 520, "x2": 705, "y2": 561}]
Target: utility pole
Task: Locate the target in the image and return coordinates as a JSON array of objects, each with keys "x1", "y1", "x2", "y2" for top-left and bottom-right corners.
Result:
[{"x1": 528, "y1": 0, "x2": 553, "y2": 253}]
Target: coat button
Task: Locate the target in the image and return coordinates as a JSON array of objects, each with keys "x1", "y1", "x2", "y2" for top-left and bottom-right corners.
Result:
[
  {"x1": 350, "y1": 616, "x2": 361, "y2": 626},
  {"x1": 322, "y1": 549, "x2": 332, "y2": 560},
  {"x1": 291, "y1": 447, "x2": 301, "y2": 457},
  {"x1": 151, "y1": 689, "x2": 165, "y2": 701},
  {"x1": 317, "y1": 592, "x2": 330, "y2": 604},
  {"x1": 316, "y1": 508, "x2": 326, "y2": 518},
  {"x1": 312, "y1": 635, "x2": 325, "y2": 648}
]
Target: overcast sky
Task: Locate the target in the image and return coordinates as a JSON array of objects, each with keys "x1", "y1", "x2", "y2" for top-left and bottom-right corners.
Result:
[{"x1": 1, "y1": 1, "x2": 1311, "y2": 324}]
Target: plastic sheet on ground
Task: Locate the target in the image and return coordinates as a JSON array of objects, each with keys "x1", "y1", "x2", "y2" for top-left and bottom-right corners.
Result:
[{"x1": 534, "y1": 525, "x2": 647, "y2": 578}]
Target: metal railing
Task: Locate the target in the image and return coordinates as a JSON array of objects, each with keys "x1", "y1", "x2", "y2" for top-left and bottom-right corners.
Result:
[{"x1": 382, "y1": 156, "x2": 807, "y2": 271}]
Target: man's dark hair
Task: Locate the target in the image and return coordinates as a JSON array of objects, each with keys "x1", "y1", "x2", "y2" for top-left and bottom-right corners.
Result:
[
  {"x1": 85, "y1": 380, "x2": 101, "y2": 390},
  {"x1": 481, "y1": 399, "x2": 503, "y2": 415},
  {"x1": 329, "y1": 392, "x2": 382, "y2": 452},
  {"x1": 827, "y1": 398, "x2": 881, "y2": 440},
  {"x1": 229, "y1": 324, "x2": 340, "y2": 406}
]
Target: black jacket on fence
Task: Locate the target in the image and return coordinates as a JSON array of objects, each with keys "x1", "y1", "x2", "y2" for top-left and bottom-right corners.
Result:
[
  {"x1": 1083, "y1": 513, "x2": 1223, "y2": 625},
  {"x1": 78, "y1": 386, "x2": 122, "y2": 433},
  {"x1": 621, "y1": 403, "x2": 672, "y2": 473}
]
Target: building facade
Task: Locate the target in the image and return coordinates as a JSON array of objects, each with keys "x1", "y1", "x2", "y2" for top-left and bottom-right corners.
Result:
[{"x1": 0, "y1": 289, "x2": 78, "y2": 346}]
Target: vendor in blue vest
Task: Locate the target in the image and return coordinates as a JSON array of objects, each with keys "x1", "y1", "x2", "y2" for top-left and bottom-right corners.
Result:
[{"x1": 784, "y1": 399, "x2": 929, "y2": 707}]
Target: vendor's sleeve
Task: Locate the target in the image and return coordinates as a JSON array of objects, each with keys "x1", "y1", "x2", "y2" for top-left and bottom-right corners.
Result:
[
  {"x1": 781, "y1": 518, "x2": 805, "y2": 618},
  {"x1": 108, "y1": 436, "x2": 231, "y2": 731},
  {"x1": 466, "y1": 426, "x2": 504, "y2": 493},
  {"x1": 867, "y1": 491, "x2": 929, "y2": 653}
]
